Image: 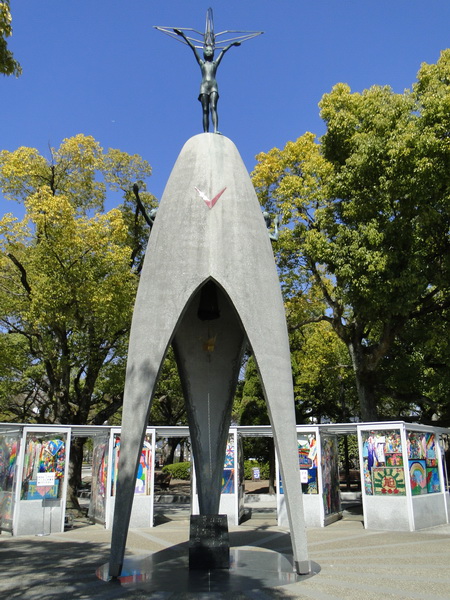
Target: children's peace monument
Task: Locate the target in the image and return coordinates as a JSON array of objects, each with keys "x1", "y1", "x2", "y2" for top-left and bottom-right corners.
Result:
[{"x1": 108, "y1": 8, "x2": 310, "y2": 581}]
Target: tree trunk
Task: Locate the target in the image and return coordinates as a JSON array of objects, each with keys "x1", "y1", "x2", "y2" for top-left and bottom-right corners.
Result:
[
  {"x1": 166, "y1": 437, "x2": 183, "y2": 465},
  {"x1": 179, "y1": 440, "x2": 185, "y2": 463},
  {"x1": 67, "y1": 437, "x2": 85, "y2": 511},
  {"x1": 348, "y1": 342, "x2": 379, "y2": 421},
  {"x1": 355, "y1": 369, "x2": 379, "y2": 421}
]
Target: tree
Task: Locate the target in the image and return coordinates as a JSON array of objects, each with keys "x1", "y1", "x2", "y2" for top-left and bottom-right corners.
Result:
[
  {"x1": 291, "y1": 320, "x2": 357, "y2": 424},
  {"x1": 148, "y1": 347, "x2": 188, "y2": 465},
  {"x1": 252, "y1": 50, "x2": 450, "y2": 422},
  {"x1": 234, "y1": 354, "x2": 277, "y2": 493},
  {"x1": 0, "y1": 1, "x2": 21, "y2": 76},
  {"x1": 0, "y1": 134, "x2": 154, "y2": 505},
  {"x1": 283, "y1": 279, "x2": 358, "y2": 423},
  {"x1": 376, "y1": 305, "x2": 450, "y2": 425}
]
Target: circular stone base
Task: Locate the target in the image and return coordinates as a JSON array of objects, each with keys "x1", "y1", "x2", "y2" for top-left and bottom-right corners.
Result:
[{"x1": 97, "y1": 547, "x2": 319, "y2": 594}]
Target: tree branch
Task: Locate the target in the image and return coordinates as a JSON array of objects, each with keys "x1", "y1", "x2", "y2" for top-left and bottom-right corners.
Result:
[
  {"x1": 90, "y1": 394, "x2": 124, "y2": 425},
  {"x1": 7, "y1": 253, "x2": 31, "y2": 295}
]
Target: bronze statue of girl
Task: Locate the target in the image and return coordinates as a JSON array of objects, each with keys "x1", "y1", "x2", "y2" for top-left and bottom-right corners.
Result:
[
  {"x1": 155, "y1": 9, "x2": 262, "y2": 134},
  {"x1": 174, "y1": 29, "x2": 240, "y2": 134}
]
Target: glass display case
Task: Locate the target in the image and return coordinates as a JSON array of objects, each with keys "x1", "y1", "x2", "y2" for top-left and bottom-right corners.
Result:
[
  {"x1": 407, "y1": 431, "x2": 440, "y2": 495},
  {"x1": 89, "y1": 435, "x2": 109, "y2": 524},
  {"x1": 192, "y1": 428, "x2": 245, "y2": 525},
  {"x1": 0, "y1": 430, "x2": 21, "y2": 533},
  {"x1": 298, "y1": 432, "x2": 318, "y2": 495},
  {"x1": 321, "y1": 434, "x2": 341, "y2": 517},
  {"x1": 21, "y1": 432, "x2": 67, "y2": 501},
  {"x1": 102, "y1": 428, "x2": 155, "y2": 529},
  {"x1": 14, "y1": 427, "x2": 71, "y2": 536},
  {"x1": 221, "y1": 435, "x2": 236, "y2": 494},
  {"x1": 110, "y1": 433, "x2": 153, "y2": 497},
  {"x1": 358, "y1": 423, "x2": 448, "y2": 531},
  {"x1": 277, "y1": 427, "x2": 342, "y2": 527},
  {"x1": 361, "y1": 429, "x2": 405, "y2": 496}
]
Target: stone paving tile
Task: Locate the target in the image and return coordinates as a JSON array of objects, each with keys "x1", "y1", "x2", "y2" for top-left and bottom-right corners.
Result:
[{"x1": 1, "y1": 518, "x2": 450, "y2": 599}]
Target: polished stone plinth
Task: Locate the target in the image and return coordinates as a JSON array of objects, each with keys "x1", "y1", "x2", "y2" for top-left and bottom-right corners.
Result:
[
  {"x1": 98, "y1": 548, "x2": 317, "y2": 594},
  {"x1": 189, "y1": 514, "x2": 230, "y2": 570}
]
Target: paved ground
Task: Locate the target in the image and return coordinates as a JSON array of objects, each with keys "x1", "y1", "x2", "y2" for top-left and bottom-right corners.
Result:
[{"x1": 1, "y1": 507, "x2": 450, "y2": 600}]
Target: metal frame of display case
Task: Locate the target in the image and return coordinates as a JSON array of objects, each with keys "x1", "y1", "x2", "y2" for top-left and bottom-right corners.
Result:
[
  {"x1": 357, "y1": 421, "x2": 449, "y2": 531},
  {"x1": 276, "y1": 426, "x2": 342, "y2": 528},
  {"x1": 192, "y1": 427, "x2": 245, "y2": 526},
  {"x1": 0, "y1": 425, "x2": 23, "y2": 534},
  {"x1": 1, "y1": 421, "x2": 449, "y2": 536},
  {"x1": 102, "y1": 427, "x2": 156, "y2": 530},
  {"x1": 13, "y1": 426, "x2": 72, "y2": 536}
]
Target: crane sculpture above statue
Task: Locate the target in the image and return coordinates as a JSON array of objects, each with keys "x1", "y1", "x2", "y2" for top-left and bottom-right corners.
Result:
[{"x1": 155, "y1": 8, "x2": 263, "y2": 133}]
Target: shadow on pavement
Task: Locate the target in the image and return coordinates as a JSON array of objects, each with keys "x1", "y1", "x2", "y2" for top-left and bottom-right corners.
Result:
[{"x1": 0, "y1": 525, "x2": 318, "y2": 599}]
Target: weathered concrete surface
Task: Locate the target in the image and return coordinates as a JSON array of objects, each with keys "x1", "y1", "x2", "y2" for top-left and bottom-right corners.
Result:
[
  {"x1": 109, "y1": 133, "x2": 309, "y2": 576},
  {"x1": 3, "y1": 519, "x2": 450, "y2": 599}
]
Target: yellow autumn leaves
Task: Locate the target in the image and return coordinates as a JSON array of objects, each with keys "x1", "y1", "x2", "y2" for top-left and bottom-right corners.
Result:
[{"x1": 0, "y1": 134, "x2": 152, "y2": 332}]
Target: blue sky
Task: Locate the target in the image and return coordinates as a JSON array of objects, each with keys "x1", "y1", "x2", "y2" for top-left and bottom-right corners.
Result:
[{"x1": 3, "y1": 1, "x2": 450, "y2": 215}]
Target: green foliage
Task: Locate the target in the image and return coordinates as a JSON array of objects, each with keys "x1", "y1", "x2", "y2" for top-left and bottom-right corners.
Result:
[
  {"x1": 0, "y1": 135, "x2": 154, "y2": 425},
  {"x1": 338, "y1": 435, "x2": 359, "y2": 469},
  {"x1": 241, "y1": 436, "x2": 270, "y2": 465},
  {"x1": 243, "y1": 460, "x2": 270, "y2": 480},
  {"x1": 376, "y1": 306, "x2": 450, "y2": 424},
  {"x1": 149, "y1": 348, "x2": 187, "y2": 426},
  {"x1": 252, "y1": 50, "x2": 450, "y2": 423},
  {"x1": 289, "y1": 302, "x2": 358, "y2": 423},
  {"x1": 233, "y1": 355, "x2": 274, "y2": 463},
  {"x1": 162, "y1": 461, "x2": 191, "y2": 480},
  {"x1": 234, "y1": 355, "x2": 269, "y2": 425},
  {"x1": 0, "y1": 1, "x2": 21, "y2": 76}
]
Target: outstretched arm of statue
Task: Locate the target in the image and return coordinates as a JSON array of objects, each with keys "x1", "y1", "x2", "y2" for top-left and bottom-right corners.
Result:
[
  {"x1": 215, "y1": 41, "x2": 241, "y2": 67},
  {"x1": 133, "y1": 184, "x2": 156, "y2": 229},
  {"x1": 174, "y1": 29, "x2": 202, "y2": 64},
  {"x1": 263, "y1": 211, "x2": 280, "y2": 241},
  {"x1": 271, "y1": 214, "x2": 280, "y2": 241}
]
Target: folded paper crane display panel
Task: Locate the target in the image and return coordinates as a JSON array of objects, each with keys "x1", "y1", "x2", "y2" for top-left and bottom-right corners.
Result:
[
  {"x1": 372, "y1": 467, "x2": 406, "y2": 496},
  {"x1": 408, "y1": 432, "x2": 440, "y2": 494},
  {"x1": 409, "y1": 460, "x2": 427, "y2": 496},
  {"x1": 363, "y1": 428, "x2": 442, "y2": 498},
  {"x1": 362, "y1": 429, "x2": 404, "y2": 495}
]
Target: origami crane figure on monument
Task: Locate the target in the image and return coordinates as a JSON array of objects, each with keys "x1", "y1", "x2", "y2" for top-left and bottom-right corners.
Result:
[{"x1": 109, "y1": 8, "x2": 310, "y2": 577}]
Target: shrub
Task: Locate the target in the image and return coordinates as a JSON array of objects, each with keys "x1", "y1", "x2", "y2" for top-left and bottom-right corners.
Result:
[
  {"x1": 244, "y1": 460, "x2": 270, "y2": 480},
  {"x1": 162, "y1": 461, "x2": 191, "y2": 480}
]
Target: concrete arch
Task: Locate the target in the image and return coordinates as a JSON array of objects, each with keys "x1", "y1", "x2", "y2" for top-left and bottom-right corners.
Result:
[{"x1": 109, "y1": 134, "x2": 309, "y2": 577}]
